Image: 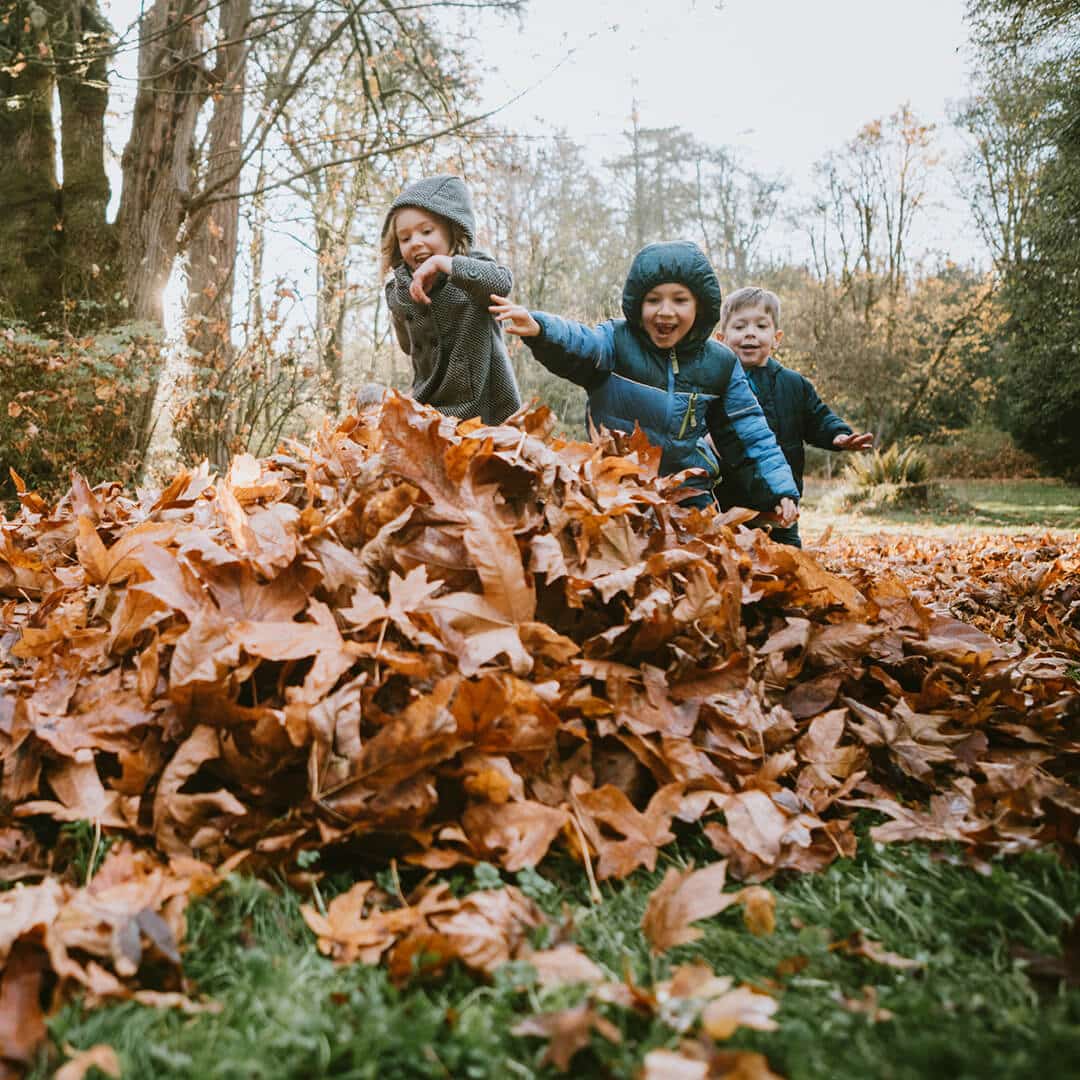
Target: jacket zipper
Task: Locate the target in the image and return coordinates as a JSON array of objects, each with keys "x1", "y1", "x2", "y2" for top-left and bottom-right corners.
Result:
[
  {"x1": 670, "y1": 348, "x2": 679, "y2": 375},
  {"x1": 677, "y1": 391, "x2": 698, "y2": 439}
]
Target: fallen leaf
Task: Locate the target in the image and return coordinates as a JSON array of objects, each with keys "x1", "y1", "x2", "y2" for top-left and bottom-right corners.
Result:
[
  {"x1": 54, "y1": 1044, "x2": 121, "y2": 1080},
  {"x1": 512, "y1": 1003, "x2": 622, "y2": 1072}
]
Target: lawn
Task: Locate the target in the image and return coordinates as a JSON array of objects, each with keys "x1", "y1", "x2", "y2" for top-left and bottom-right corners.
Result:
[
  {"x1": 31, "y1": 832, "x2": 1080, "y2": 1080},
  {"x1": 800, "y1": 477, "x2": 1080, "y2": 538}
]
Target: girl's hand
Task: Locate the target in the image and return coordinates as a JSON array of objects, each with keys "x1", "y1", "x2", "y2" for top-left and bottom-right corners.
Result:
[
  {"x1": 409, "y1": 254, "x2": 452, "y2": 304},
  {"x1": 833, "y1": 431, "x2": 875, "y2": 451},
  {"x1": 489, "y1": 295, "x2": 540, "y2": 337},
  {"x1": 774, "y1": 497, "x2": 799, "y2": 526}
]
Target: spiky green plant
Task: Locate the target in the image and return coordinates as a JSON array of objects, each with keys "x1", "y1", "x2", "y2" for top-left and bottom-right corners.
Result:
[{"x1": 843, "y1": 445, "x2": 930, "y2": 488}]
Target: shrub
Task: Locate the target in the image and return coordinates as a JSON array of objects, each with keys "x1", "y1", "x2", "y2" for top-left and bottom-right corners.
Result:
[
  {"x1": 0, "y1": 321, "x2": 164, "y2": 499},
  {"x1": 172, "y1": 298, "x2": 328, "y2": 470},
  {"x1": 837, "y1": 480, "x2": 937, "y2": 511},
  {"x1": 843, "y1": 444, "x2": 930, "y2": 487},
  {"x1": 918, "y1": 427, "x2": 1042, "y2": 479}
]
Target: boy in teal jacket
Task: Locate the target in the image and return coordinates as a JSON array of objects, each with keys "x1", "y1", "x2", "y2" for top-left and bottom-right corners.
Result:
[
  {"x1": 490, "y1": 241, "x2": 799, "y2": 521},
  {"x1": 715, "y1": 286, "x2": 873, "y2": 546}
]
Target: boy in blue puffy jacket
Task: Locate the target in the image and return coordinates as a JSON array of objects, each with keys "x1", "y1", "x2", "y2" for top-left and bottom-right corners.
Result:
[{"x1": 489, "y1": 240, "x2": 799, "y2": 522}]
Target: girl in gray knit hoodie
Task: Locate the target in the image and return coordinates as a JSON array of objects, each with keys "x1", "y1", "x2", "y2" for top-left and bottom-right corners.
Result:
[{"x1": 381, "y1": 175, "x2": 522, "y2": 425}]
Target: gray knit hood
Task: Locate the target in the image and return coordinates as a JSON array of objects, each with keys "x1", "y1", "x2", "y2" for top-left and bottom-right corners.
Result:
[{"x1": 383, "y1": 175, "x2": 476, "y2": 250}]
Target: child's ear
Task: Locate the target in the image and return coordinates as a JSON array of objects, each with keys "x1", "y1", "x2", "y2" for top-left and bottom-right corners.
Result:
[
  {"x1": 774, "y1": 329, "x2": 784, "y2": 348},
  {"x1": 713, "y1": 329, "x2": 726, "y2": 343}
]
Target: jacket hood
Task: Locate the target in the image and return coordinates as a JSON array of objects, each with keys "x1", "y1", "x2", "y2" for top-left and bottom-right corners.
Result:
[
  {"x1": 383, "y1": 175, "x2": 476, "y2": 248},
  {"x1": 621, "y1": 241, "x2": 723, "y2": 351}
]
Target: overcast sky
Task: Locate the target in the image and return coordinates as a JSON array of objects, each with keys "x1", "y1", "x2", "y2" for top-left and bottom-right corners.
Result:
[
  {"x1": 102, "y1": 0, "x2": 984, "y2": 282},
  {"x1": 465, "y1": 0, "x2": 979, "y2": 263}
]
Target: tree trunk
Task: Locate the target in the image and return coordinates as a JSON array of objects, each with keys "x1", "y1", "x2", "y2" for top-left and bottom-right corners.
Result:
[
  {"x1": 316, "y1": 217, "x2": 349, "y2": 413},
  {"x1": 115, "y1": 0, "x2": 211, "y2": 325},
  {"x1": 185, "y1": 0, "x2": 249, "y2": 358},
  {"x1": 55, "y1": 0, "x2": 119, "y2": 321},
  {"x1": 0, "y1": 4, "x2": 61, "y2": 321}
]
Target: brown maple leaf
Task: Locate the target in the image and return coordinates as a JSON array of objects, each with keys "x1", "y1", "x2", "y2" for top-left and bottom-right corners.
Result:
[
  {"x1": 512, "y1": 1003, "x2": 622, "y2": 1072},
  {"x1": 570, "y1": 778, "x2": 681, "y2": 880},
  {"x1": 642, "y1": 863, "x2": 776, "y2": 952}
]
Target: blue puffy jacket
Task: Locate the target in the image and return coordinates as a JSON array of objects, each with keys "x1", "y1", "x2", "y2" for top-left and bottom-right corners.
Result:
[{"x1": 523, "y1": 241, "x2": 799, "y2": 509}]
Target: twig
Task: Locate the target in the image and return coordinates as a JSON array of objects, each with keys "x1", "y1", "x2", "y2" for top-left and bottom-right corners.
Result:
[
  {"x1": 86, "y1": 820, "x2": 102, "y2": 885},
  {"x1": 570, "y1": 810, "x2": 602, "y2": 906}
]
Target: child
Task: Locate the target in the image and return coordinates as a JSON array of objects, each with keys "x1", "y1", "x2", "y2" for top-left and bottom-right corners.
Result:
[
  {"x1": 382, "y1": 175, "x2": 522, "y2": 425},
  {"x1": 490, "y1": 240, "x2": 799, "y2": 520},
  {"x1": 714, "y1": 286, "x2": 874, "y2": 546}
]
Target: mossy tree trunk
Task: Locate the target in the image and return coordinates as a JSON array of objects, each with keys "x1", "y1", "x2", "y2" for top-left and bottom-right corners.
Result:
[
  {"x1": 53, "y1": 0, "x2": 118, "y2": 318},
  {"x1": 0, "y1": 2, "x2": 62, "y2": 321}
]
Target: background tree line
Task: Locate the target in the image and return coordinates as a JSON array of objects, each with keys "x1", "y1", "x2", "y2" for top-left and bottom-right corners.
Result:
[{"x1": 1, "y1": 0, "x2": 1077, "y2": 492}]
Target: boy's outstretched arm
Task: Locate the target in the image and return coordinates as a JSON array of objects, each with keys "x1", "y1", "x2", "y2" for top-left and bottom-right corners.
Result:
[
  {"x1": 832, "y1": 431, "x2": 875, "y2": 451},
  {"x1": 708, "y1": 363, "x2": 800, "y2": 518},
  {"x1": 490, "y1": 297, "x2": 615, "y2": 390}
]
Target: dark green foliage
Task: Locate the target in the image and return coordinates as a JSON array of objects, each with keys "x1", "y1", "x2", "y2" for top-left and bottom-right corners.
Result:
[
  {"x1": 33, "y1": 835, "x2": 1080, "y2": 1080},
  {"x1": 972, "y1": 1, "x2": 1080, "y2": 480},
  {"x1": 0, "y1": 321, "x2": 163, "y2": 499},
  {"x1": 999, "y1": 76, "x2": 1080, "y2": 480}
]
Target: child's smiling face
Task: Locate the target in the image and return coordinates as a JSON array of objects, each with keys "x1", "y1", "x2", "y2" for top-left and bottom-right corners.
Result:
[
  {"x1": 394, "y1": 207, "x2": 453, "y2": 270},
  {"x1": 641, "y1": 282, "x2": 697, "y2": 349},
  {"x1": 717, "y1": 302, "x2": 783, "y2": 367}
]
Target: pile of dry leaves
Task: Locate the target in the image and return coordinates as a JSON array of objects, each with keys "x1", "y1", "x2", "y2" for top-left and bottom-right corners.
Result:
[{"x1": 1, "y1": 394, "x2": 1077, "y2": 1076}]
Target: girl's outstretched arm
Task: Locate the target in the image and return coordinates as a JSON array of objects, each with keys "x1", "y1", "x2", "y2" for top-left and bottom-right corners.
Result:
[{"x1": 490, "y1": 297, "x2": 615, "y2": 390}]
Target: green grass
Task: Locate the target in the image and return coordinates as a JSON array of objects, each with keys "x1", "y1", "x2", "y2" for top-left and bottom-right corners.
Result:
[
  {"x1": 32, "y1": 828, "x2": 1080, "y2": 1079},
  {"x1": 803, "y1": 476, "x2": 1080, "y2": 536}
]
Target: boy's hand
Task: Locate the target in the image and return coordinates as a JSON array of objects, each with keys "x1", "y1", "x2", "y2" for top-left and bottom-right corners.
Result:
[
  {"x1": 409, "y1": 254, "x2": 452, "y2": 305},
  {"x1": 833, "y1": 431, "x2": 875, "y2": 451},
  {"x1": 489, "y1": 295, "x2": 540, "y2": 337},
  {"x1": 772, "y1": 497, "x2": 799, "y2": 526}
]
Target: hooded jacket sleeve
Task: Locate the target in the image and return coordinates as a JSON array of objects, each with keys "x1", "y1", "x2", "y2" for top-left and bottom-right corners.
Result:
[
  {"x1": 449, "y1": 252, "x2": 513, "y2": 305},
  {"x1": 801, "y1": 375, "x2": 854, "y2": 450},
  {"x1": 707, "y1": 362, "x2": 800, "y2": 508},
  {"x1": 523, "y1": 313, "x2": 616, "y2": 391}
]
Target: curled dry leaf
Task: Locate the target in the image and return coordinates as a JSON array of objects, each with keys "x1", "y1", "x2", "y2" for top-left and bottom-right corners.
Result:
[
  {"x1": 525, "y1": 943, "x2": 606, "y2": 987},
  {"x1": 700, "y1": 985, "x2": 780, "y2": 1039},
  {"x1": 829, "y1": 930, "x2": 923, "y2": 970}
]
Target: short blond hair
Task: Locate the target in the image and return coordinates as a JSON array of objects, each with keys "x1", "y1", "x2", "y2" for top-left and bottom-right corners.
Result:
[
  {"x1": 720, "y1": 286, "x2": 781, "y2": 330},
  {"x1": 380, "y1": 209, "x2": 471, "y2": 276}
]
